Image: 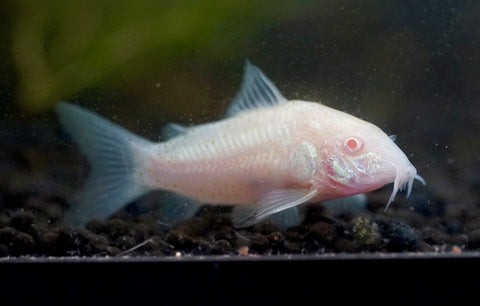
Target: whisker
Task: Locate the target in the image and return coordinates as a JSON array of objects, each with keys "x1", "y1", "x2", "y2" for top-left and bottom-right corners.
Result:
[
  {"x1": 384, "y1": 166, "x2": 400, "y2": 211},
  {"x1": 406, "y1": 174, "x2": 414, "y2": 198},
  {"x1": 415, "y1": 174, "x2": 426, "y2": 186}
]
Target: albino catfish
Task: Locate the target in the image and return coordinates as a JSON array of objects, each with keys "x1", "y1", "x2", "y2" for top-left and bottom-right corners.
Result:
[{"x1": 56, "y1": 61, "x2": 425, "y2": 228}]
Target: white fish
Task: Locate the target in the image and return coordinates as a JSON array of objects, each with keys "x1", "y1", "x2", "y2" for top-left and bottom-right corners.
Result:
[{"x1": 56, "y1": 61, "x2": 425, "y2": 228}]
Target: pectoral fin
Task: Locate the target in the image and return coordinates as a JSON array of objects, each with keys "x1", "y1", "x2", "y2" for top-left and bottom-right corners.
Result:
[
  {"x1": 232, "y1": 188, "x2": 318, "y2": 228},
  {"x1": 267, "y1": 207, "x2": 305, "y2": 230},
  {"x1": 321, "y1": 194, "x2": 368, "y2": 214}
]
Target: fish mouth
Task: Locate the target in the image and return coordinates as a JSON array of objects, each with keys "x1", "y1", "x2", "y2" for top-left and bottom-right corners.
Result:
[{"x1": 384, "y1": 164, "x2": 426, "y2": 211}]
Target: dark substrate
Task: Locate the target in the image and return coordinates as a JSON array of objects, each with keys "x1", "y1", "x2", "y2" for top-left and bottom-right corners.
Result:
[{"x1": 0, "y1": 123, "x2": 479, "y2": 258}]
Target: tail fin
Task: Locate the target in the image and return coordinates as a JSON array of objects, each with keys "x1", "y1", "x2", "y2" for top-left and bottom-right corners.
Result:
[{"x1": 56, "y1": 103, "x2": 154, "y2": 227}]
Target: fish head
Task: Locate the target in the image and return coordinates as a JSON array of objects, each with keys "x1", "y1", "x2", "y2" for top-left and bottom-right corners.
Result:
[{"x1": 319, "y1": 118, "x2": 425, "y2": 209}]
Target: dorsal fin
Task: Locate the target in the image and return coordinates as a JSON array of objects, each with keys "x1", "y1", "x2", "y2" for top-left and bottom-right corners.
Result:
[{"x1": 226, "y1": 60, "x2": 288, "y2": 117}]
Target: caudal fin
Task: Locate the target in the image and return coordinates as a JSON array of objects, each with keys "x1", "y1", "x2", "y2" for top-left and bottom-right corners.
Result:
[{"x1": 56, "y1": 103, "x2": 154, "y2": 227}]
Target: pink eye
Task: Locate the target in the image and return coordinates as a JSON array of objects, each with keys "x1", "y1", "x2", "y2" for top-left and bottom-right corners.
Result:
[{"x1": 344, "y1": 137, "x2": 363, "y2": 153}]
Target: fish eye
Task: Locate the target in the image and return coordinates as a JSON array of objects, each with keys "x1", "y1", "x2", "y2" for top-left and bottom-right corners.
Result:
[{"x1": 343, "y1": 137, "x2": 363, "y2": 153}]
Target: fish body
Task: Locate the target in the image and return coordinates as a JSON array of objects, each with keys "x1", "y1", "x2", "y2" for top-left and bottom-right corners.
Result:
[{"x1": 57, "y1": 61, "x2": 424, "y2": 228}]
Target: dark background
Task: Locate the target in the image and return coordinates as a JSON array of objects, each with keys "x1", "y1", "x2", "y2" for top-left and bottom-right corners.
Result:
[
  {"x1": 2, "y1": 1, "x2": 480, "y2": 304},
  {"x1": 0, "y1": 0, "x2": 479, "y2": 256},
  {"x1": 1, "y1": 255, "x2": 480, "y2": 306}
]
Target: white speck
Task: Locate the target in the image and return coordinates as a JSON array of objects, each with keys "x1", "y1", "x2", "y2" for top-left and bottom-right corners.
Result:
[{"x1": 175, "y1": 251, "x2": 182, "y2": 257}]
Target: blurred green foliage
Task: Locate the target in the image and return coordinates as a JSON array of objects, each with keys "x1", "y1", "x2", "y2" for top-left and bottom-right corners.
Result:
[{"x1": 9, "y1": 0, "x2": 316, "y2": 112}]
